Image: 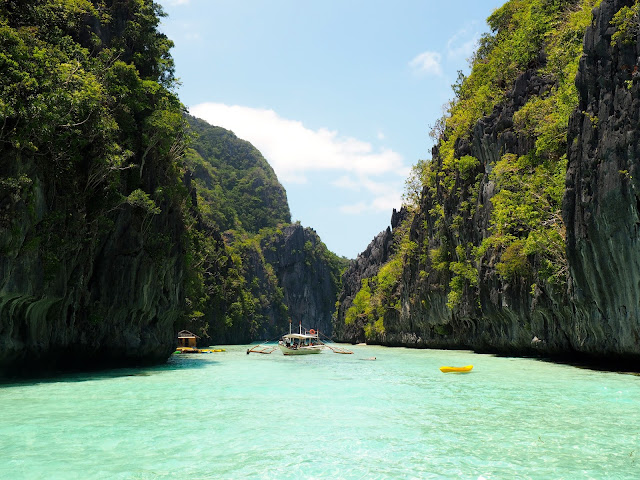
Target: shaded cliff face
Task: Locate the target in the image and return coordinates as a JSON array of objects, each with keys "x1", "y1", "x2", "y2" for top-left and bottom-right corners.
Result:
[
  {"x1": 0, "y1": 171, "x2": 185, "y2": 374},
  {"x1": 261, "y1": 224, "x2": 347, "y2": 336},
  {"x1": 336, "y1": 0, "x2": 640, "y2": 366},
  {"x1": 0, "y1": 1, "x2": 187, "y2": 375},
  {"x1": 564, "y1": 0, "x2": 640, "y2": 357},
  {"x1": 193, "y1": 223, "x2": 345, "y2": 344}
]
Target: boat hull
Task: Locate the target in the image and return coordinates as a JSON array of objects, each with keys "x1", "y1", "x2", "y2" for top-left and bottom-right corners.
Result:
[
  {"x1": 279, "y1": 345, "x2": 324, "y2": 355},
  {"x1": 439, "y1": 365, "x2": 473, "y2": 373}
]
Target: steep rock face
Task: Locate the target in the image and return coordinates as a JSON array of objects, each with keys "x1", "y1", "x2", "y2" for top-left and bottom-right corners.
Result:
[
  {"x1": 206, "y1": 233, "x2": 288, "y2": 345},
  {"x1": 261, "y1": 224, "x2": 343, "y2": 336},
  {"x1": 0, "y1": 1, "x2": 186, "y2": 376},
  {"x1": 564, "y1": 0, "x2": 640, "y2": 357},
  {"x1": 0, "y1": 161, "x2": 185, "y2": 376},
  {"x1": 196, "y1": 223, "x2": 344, "y2": 344},
  {"x1": 337, "y1": 0, "x2": 640, "y2": 365},
  {"x1": 333, "y1": 208, "x2": 406, "y2": 342}
]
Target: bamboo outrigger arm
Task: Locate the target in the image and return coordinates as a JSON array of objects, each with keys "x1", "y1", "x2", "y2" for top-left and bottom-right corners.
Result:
[{"x1": 246, "y1": 345, "x2": 277, "y2": 354}]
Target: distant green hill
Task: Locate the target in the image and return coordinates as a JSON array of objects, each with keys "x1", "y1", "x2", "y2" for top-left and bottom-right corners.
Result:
[
  {"x1": 184, "y1": 115, "x2": 290, "y2": 233},
  {"x1": 179, "y1": 116, "x2": 346, "y2": 344}
]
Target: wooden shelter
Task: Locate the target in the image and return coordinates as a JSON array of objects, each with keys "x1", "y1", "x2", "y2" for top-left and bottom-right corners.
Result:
[{"x1": 177, "y1": 330, "x2": 199, "y2": 348}]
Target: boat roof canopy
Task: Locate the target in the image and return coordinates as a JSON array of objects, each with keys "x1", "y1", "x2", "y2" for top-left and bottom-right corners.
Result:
[{"x1": 283, "y1": 333, "x2": 316, "y2": 339}]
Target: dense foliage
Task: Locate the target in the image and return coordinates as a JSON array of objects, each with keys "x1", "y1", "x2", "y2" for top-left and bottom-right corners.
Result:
[
  {"x1": 426, "y1": 0, "x2": 602, "y2": 303},
  {"x1": 0, "y1": 0, "x2": 187, "y2": 285},
  {"x1": 337, "y1": 0, "x2": 604, "y2": 339},
  {"x1": 185, "y1": 115, "x2": 291, "y2": 234},
  {"x1": 180, "y1": 117, "x2": 346, "y2": 343}
]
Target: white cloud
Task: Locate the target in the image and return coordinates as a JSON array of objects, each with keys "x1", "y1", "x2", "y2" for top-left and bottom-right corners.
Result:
[
  {"x1": 189, "y1": 103, "x2": 405, "y2": 185},
  {"x1": 409, "y1": 51, "x2": 442, "y2": 76},
  {"x1": 447, "y1": 23, "x2": 480, "y2": 60},
  {"x1": 339, "y1": 193, "x2": 401, "y2": 215},
  {"x1": 184, "y1": 32, "x2": 201, "y2": 41},
  {"x1": 333, "y1": 175, "x2": 361, "y2": 191},
  {"x1": 339, "y1": 202, "x2": 369, "y2": 215},
  {"x1": 371, "y1": 193, "x2": 402, "y2": 212},
  {"x1": 334, "y1": 175, "x2": 403, "y2": 214},
  {"x1": 165, "y1": 0, "x2": 190, "y2": 5}
]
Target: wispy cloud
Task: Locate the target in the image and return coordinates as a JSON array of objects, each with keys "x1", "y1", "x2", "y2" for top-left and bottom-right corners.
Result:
[
  {"x1": 409, "y1": 51, "x2": 442, "y2": 76},
  {"x1": 189, "y1": 103, "x2": 405, "y2": 184},
  {"x1": 410, "y1": 23, "x2": 481, "y2": 78},
  {"x1": 446, "y1": 23, "x2": 481, "y2": 61},
  {"x1": 333, "y1": 175, "x2": 404, "y2": 214},
  {"x1": 189, "y1": 103, "x2": 407, "y2": 215},
  {"x1": 164, "y1": 0, "x2": 190, "y2": 5},
  {"x1": 338, "y1": 193, "x2": 401, "y2": 215}
]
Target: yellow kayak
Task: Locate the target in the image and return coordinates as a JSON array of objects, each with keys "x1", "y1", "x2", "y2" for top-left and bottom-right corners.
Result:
[{"x1": 440, "y1": 365, "x2": 473, "y2": 373}]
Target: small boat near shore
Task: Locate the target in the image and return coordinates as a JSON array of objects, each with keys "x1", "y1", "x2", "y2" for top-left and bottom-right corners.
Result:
[
  {"x1": 440, "y1": 365, "x2": 473, "y2": 373},
  {"x1": 279, "y1": 331, "x2": 324, "y2": 355},
  {"x1": 247, "y1": 320, "x2": 353, "y2": 355},
  {"x1": 175, "y1": 331, "x2": 225, "y2": 354}
]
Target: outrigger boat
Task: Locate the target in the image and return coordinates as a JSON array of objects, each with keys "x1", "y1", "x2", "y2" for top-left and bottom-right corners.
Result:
[
  {"x1": 245, "y1": 344, "x2": 277, "y2": 355},
  {"x1": 279, "y1": 330, "x2": 324, "y2": 355},
  {"x1": 247, "y1": 320, "x2": 353, "y2": 355}
]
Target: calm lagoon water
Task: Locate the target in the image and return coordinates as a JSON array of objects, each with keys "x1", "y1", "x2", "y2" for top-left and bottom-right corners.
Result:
[{"x1": 1, "y1": 344, "x2": 639, "y2": 479}]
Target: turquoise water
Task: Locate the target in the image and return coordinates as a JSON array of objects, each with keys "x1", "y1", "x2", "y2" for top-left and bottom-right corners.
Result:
[{"x1": 1, "y1": 345, "x2": 639, "y2": 479}]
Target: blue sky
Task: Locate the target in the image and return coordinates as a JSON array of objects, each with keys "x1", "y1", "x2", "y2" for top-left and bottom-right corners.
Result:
[{"x1": 157, "y1": 0, "x2": 505, "y2": 259}]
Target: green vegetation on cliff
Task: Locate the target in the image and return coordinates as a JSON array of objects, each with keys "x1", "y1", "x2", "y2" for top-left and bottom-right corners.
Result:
[
  {"x1": 184, "y1": 115, "x2": 291, "y2": 234},
  {"x1": 0, "y1": 0, "x2": 187, "y2": 257},
  {"x1": 179, "y1": 116, "x2": 346, "y2": 343},
  {"x1": 343, "y1": 219, "x2": 412, "y2": 341},
  {"x1": 336, "y1": 0, "x2": 604, "y2": 343},
  {"x1": 428, "y1": 0, "x2": 602, "y2": 300},
  {"x1": 179, "y1": 116, "x2": 293, "y2": 342},
  {"x1": 0, "y1": 0, "x2": 192, "y2": 371}
]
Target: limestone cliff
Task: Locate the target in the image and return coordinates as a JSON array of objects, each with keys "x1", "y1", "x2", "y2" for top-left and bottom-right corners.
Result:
[
  {"x1": 261, "y1": 224, "x2": 346, "y2": 336},
  {"x1": 564, "y1": 0, "x2": 640, "y2": 358},
  {"x1": 335, "y1": 0, "x2": 640, "y2": 367},
  {"x1": 333, "y1": 208, "x2": 406, "y2": 342},
  {"x1": 185, "y1": 223, "x2": 346, "y2": 345},
  {"x1": 0, "y1": 1, "x2": 186, "y2": 375},
  {"x1": 179, "y1": 116, "x2": 347, "y2": 345}
]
